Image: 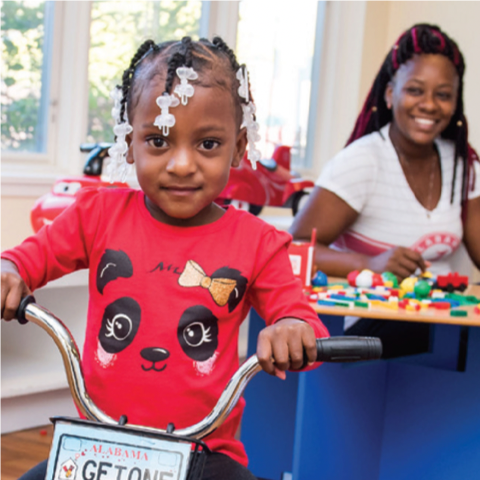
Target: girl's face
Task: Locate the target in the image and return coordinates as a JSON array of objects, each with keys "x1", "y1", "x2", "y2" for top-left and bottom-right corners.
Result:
[
  {"x1": 127, "y1": 77, "x2": 247, "y2": 227},
  {"x1": 385, "y1": 54, "x2": 459, "y2": 147}
]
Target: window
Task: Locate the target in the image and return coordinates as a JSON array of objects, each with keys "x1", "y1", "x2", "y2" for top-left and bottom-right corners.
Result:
[
  {"x1": 236, "y1": 1, "x2": 322, "y2": 170},
  {"x1": 87, "y1": 0, "x2": 203, "y2": 143},
  {"x1": 1, "y1": 0, "x2": 55, "y2": 153}
]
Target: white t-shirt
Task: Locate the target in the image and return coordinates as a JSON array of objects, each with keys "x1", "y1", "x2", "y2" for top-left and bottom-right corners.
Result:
[{"x1": 316, "y1": 123, "x2": 480, "y2": 276}]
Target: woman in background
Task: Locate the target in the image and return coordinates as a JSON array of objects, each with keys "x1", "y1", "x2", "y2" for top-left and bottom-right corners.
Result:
[{"x1": 290, "y1": 24, "x2": 480, "y2": 357}]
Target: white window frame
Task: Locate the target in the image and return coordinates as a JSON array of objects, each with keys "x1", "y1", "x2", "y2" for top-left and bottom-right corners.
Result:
[
  {"x1": 2, "y1": 1, "x2": 235, "y2": 197},
  {"x1": 2, "y1": 1, "x2": 366, "y2": 196}
]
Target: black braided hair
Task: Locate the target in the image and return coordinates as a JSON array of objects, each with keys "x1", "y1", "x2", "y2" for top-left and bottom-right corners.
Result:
[
  {"x1": 119, "y1": 39, "x2": 158, "y2": 123},
  {"x1": 345, "y1": 23, "x2": 478, "y2": 214},
  {"x1": 119, "y1": 36, "x2": 254, "y2": 129}
]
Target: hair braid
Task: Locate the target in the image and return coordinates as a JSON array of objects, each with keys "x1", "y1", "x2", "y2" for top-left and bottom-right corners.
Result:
[
  {"x1": 119, "y1": 39, "x2": 157, "y2": 122},
  {"x1": 164, "y1": 52, "x2": 186, "y2": 94},
  {"x1": 123, "y1": 35, "x2": 255, "y2": 131},
  {"x1": 210, "y1": 36, "x2": 255, "y2": 108},
  {"x1": 181, "y1": 36, "x2": 193, "y2": 67},
  {"x1": 345, "y1": 23, "x2": 478, "y2": 213}
]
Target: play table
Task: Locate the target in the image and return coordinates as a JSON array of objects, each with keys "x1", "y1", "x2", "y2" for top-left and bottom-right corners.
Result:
[
  {"x1": 312, "y1": 279, "x2": 480, "y2": 326},
  {"x1": 241, "y1": 280, "x2": 480, "y2": 480}
]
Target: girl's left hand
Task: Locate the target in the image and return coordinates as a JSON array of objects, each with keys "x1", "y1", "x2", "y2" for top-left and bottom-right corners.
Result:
[{"x1": 256, "y1": 318, "x2": 317, "y2": 380}]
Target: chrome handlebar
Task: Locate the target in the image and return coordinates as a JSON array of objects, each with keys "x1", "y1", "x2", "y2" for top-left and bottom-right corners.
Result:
[{"x1": 17, "y1": 297, "x2": 382, "y2": 439}]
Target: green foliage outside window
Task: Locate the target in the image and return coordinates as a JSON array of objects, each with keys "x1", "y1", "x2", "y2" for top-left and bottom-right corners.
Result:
[
  {"x1": 87, "y1": 1, "x2": 201, "y2": 143},
  {"x1": 1, "y1": 0, "x2": 48, "y2": 152},
  {"x1": 1, "y1": 1, "x2": 202, "y2": 153}
]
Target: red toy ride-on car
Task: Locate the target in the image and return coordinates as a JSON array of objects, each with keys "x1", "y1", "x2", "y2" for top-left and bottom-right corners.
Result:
[
  {"x1": 217, "y1": 145, "x2": 314, "y2": 216},
  {"x1": 30, "y1": 144, "x2": 129, "y2": 233}
]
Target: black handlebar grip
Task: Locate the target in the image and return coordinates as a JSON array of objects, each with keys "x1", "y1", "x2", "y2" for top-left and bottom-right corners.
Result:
[
  {"x1": 316, "y1": 336, "x2": 382, "y2": 362},
  {"x1": 16, "y1": 295, "x2": 36, "y2": 325}
]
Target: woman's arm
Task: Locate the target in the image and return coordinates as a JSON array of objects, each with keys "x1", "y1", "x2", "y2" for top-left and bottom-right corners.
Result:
[
  {"x1": 289, "y1": 187, "x2": 427, "y2": 278},
  {"x1": 290, "y1": 187, "x2": 368, "y2": 276},
  {"x1": 463, "y1": 195, "x2": 480, "y2": 270}
]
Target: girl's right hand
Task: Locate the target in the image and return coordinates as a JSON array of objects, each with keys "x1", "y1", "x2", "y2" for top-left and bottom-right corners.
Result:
[
  {"x1": 367, "y1": 247, "x2": 428, "y2": 281},
  {"x1": 1, "y1": 259, "x2": 31, "y2": 321}
]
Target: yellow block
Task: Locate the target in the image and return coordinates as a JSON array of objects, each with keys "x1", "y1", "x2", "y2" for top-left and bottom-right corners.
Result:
[
  {"x1": 370, "y1": 300, "x2": 398, "y2": 310},
  {"x1": 400, "y1": 277, "x2": 417, "y2": 293}
]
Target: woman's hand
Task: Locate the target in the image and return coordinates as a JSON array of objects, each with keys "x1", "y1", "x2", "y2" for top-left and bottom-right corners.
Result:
[
  {"x1": 367, "y1": 247, "x2": 428, "y2": 280},
  {"x1": 1, "y1": 259, "x2": 31, "y2": 320},
  {"x1": 256, "y1": 318, "x2": 317, "y2": 380}
]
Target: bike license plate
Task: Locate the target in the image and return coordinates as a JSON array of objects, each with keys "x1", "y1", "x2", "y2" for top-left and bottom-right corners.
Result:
[{"x1": 45, "y1": 418, "x2": 193, "y2": 480}]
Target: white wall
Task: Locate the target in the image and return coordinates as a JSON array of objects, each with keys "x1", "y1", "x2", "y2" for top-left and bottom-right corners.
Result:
[
  {"x1": 356, "y1": 1, "x2": 480, "y2": 281},
  {"x1": 2, "y1": 1, "x2": 479, "y2": 280}
]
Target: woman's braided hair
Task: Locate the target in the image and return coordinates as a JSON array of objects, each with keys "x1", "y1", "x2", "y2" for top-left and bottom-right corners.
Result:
[
  {"x1": 346, "y1": 23, "x2": 478, "y2": 214},
  {"x1": 119, "y1": 36, "x2": 254, "y2": 129}
]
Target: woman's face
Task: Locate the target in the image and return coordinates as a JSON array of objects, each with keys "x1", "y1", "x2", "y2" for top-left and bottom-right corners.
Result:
[{"x1": 385, "y1": 54, "x2": 459, "y2": 146}]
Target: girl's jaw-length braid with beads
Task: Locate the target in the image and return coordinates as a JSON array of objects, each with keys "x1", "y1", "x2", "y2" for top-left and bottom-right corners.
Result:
[
  {"x1": 346, "y1": 23, "x2": 478, "y2": 217},
  {"x1": 108, "y1": 36, "x2": 261, "y2": 181}
]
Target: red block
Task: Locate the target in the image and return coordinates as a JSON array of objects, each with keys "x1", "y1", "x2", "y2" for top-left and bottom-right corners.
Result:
[{"x1": 431, "y1": 302, "x2": 451, "y2": 310}]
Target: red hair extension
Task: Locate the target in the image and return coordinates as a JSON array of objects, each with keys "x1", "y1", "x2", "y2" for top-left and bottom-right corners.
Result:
[
  {"x1": 346, "y1": 85, "x2": 375, "y2": 145},
  {"x1": 431, "y1": 29, "x2": 446, "y2": 51},
  {"x1": 392, "y1": 45, "x2": 399, "y2": 70},
  {"x1": 390, "y1": 32, "x2": 405, "y2": 71},
  {"x1": 411, "y1": 27, "x2": 421, "y2": 53}
]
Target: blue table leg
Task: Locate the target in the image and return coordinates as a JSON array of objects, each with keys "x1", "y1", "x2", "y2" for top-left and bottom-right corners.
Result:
[{"x1": 241, "y1": 309, "x2": 299, "y2": 480}]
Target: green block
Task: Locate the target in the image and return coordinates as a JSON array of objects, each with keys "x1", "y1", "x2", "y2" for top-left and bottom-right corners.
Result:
[
  {"x1": 334, "y1": 301, "x2": 351, "y2": 307},
  {"x1": 414, "y1": 280, "x2": 431, "y2": 298},
  {"x1": 446, "y1": 293, "x2": 480, "y2": 306},
  {"x1": 354, "y1": 301, "x2": 369, "y2": 308},
  {"x1": 450, "y1": 309, "x2": 468, "y2": 317}
]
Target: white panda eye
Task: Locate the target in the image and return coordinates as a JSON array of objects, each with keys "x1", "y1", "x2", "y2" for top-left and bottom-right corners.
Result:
[
  {"x1": 105, "y1": 314, "x2": 133, "y2": 341},
  {"x1": 53, "y1": 181, "x2": 82, "y2": 195},
  {"x1": 183, "y1": 322, "x2": 212, "y2": 347}
]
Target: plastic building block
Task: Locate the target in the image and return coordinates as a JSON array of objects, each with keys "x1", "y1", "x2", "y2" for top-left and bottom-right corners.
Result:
[
  {"x1": 400, "y1": 277, "x2": 417, "y2": 293},
  {"x1": 312, "y1": 270, "x2": 328, "y2": 287},
  {"x1": 381, "y1": 272, "x2": 398, "y2": 288},
  {"x1": 329, "y1": 294, "x2": 357, "y2": 302},
  {"x1": 436, "y1": 272, "x2": 468, "y2": 292},
  {"x1": 414, "y1": 280, "x2": 431, "y2": 298},
  {"x1": 450, "y1": 309, "x2": 468, "y2": 317},
  {"x1": 354, "y1": 301, "x2": 369, "y2": 308},
  {"x1": 347, "y1": 270, "x2": 359, "y2": 286},
  {"x1": 370, "y1": 300, "x2": 398, "y2": 310},
  {"x1": 429, "y1": 302, "x2": 450, "y2": 310}
]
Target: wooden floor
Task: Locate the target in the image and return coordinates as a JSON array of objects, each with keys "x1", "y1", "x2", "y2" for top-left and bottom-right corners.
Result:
[{"x1": 1, "y1": 425, "x2": 53, "y2": 480}]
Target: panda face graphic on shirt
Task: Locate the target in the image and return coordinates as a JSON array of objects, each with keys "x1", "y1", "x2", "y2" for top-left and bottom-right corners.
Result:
[{"x1": 94, "y1": 250, "x2": 244, "y2": 375}]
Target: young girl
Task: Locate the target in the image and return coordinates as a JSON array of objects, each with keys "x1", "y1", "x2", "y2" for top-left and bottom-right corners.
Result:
[
  {"x1": 290, "y1": 24, "x2": 480, "y2": 358},
  {"x1": 1, "y1": 36, "x2": 328, "y2": 479}
]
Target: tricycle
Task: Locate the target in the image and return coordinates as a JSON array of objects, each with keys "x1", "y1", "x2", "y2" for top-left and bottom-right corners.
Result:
[{"x1": 13, "y1": 296, "x2": 382, "y2": 480}]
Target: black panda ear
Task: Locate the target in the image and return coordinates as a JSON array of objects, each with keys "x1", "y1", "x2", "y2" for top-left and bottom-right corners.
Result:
[
  {"x1": 211, "y1": 267, "x2": 248, "y2": 312},
  {"x1": 97, "y1": 249, "x2": 133, "y2": 294}
]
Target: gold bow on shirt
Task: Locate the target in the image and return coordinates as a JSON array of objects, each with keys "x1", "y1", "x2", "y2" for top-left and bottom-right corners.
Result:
[{"x1": 178, "y1": 260, "x2": 237, "y2": 307}]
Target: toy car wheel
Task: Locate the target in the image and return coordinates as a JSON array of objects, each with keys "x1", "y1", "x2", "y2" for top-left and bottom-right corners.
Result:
[
  {"x1": 224, "y1": 199, "x2": 263, "y2": 216},
  {"x1": 292, "y1": 190, "x2": 310, "y2": 216}
]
